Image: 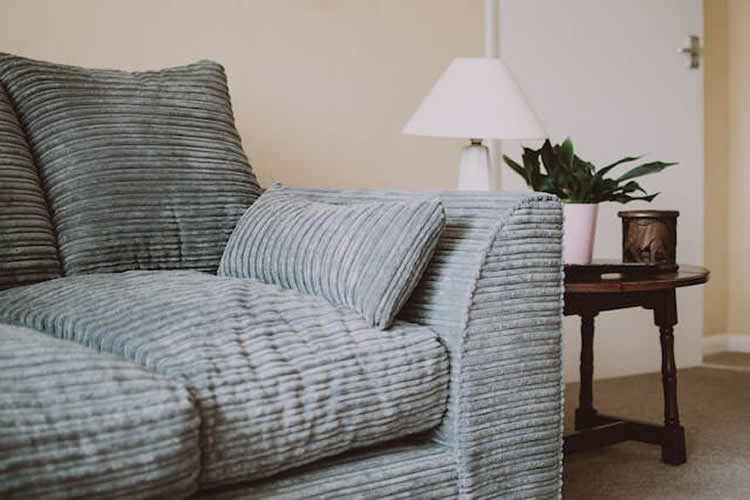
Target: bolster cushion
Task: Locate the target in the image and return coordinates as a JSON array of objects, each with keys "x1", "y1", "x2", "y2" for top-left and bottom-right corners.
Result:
[{"x1": 218, "y1": 183, "x2": 445, "y2": 329}]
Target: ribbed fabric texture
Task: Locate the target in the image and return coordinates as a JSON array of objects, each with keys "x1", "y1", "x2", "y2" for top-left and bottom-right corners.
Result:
[
  {"x1": 0, "y1": 270, "x2": 450, "y2": 488},
  {"x1": 0, "y1": 188, "x2": 563, "y2": 498},
  {"x1": 218, "y1": 183, "x2": 445, "y2": 329},
  {"x1": 0, "y1": 85, "x2": 61, "y2": 290},
  {"x1": 0, "y1": 53, "x2": 261, "y2": 275},
  {"x1": 456, "y1": 200, "x2": 563, "y2": 498},
  {"x1": 197, "y1": 441, "x2": 458, "y2": 499},
  {"x1": 290, "y1": 189, "x2": 564, "y2": 499},
  {"x1": 0, "y1": 324, "x2": 200, "y2": 499}
]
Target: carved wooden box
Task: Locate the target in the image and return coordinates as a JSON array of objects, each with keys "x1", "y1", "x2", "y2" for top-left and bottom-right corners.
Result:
[{"x1": 618, "y1": 210, "x2": 679, "y2": 271}]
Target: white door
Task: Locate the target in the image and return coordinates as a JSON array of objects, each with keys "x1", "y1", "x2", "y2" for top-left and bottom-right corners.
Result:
[{"x1": 499, "y1": 0, "x2": 704, "y2": 382}]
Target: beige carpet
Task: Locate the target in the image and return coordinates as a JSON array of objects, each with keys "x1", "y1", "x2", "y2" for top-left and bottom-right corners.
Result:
[{"x1": 562, "y1": 363, "x2": 750, "y2": 499}]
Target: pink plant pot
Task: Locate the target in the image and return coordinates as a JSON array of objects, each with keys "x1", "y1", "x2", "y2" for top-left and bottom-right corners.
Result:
[{"x1": 563, "y1": 203, "x2": 598, "y2": 264}]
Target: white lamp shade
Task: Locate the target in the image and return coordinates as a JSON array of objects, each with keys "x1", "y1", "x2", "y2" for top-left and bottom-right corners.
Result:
[{"x1": 403, "y1": 57, "x2": 545, "y2": 140}]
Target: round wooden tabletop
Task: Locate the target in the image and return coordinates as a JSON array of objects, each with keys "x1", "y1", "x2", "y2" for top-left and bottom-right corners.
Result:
[{"x1": 564, "y1": 264, "x2": 709, "y2": 294}]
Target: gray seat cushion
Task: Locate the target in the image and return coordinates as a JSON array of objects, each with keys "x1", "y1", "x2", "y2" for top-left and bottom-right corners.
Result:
[
  {"x1": 0, "y1": 85, "x2": 61, "y2": 290},
  {"x1": 0, "y1": 324, "x2": 200, "y2": 499},
  {"x1": 219, "y1": 183, "x2": 445, "y2": 329},
  {"x1": 0, "y1": 53, "x2": 261, "y2": 275},
  {"x1": 0, "y1": 271, "x2": 450, "y2": 488}
]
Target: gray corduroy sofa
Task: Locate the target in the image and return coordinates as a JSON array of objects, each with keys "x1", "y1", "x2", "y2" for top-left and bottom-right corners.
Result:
[{"x1": 0, "y1": 53, "x2": 564, "y2": 499}]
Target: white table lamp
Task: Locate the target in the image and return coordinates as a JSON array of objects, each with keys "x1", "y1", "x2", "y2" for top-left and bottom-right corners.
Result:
[{"x1": 403, "y1": 57, "x2": 545, "y2": 190}]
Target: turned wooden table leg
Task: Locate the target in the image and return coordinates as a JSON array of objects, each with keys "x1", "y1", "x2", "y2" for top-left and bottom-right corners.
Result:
[
  {"x1": 654, "y1": 289, "x2": 687, "y2": 465},
  {"x1": 575, "y1": 311, "x2": 599, "y2": 430}
]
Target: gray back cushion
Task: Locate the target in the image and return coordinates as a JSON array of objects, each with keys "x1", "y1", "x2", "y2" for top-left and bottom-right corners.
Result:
[
  {"x1": 0, "y1": 85, "x2": 62, "y2": 289},
  {"x1": 218, "y1": 183, "x2": 445, "y2": 329},
  {"x1": 0, "y1": 54, "x2": 261, "y2": 275}
]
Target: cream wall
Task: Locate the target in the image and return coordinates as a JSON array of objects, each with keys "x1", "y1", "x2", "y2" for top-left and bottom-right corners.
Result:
[
  {"x1": 0, "y1": 0, "x2": 482, "y2": 190},
  {"x1": 704, "y1": 0, "x2": 729, "y2": 337},
  {"x1": 704, "y1": 0, "x2": 750, "y2": 339},
  {"x1": 726, "y1": 0, "x2": 750, "y2": 336}
]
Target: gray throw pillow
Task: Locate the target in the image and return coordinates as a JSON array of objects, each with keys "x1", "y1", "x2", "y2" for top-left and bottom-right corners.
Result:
[
  {"x1": 0, "y1": 53, "x2": 262, "y2": 275},
  {"x1": 218, "y1": 183, "x2": 445, "y2": 329}
]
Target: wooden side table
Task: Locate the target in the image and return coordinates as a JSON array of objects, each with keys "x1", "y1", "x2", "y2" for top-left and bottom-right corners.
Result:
[{"x1": 562, "y1": 264, "x2": 709, "y2": 465}]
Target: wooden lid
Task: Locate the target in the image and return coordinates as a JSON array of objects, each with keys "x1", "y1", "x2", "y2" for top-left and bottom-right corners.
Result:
[{"x1": 617, "y1": 209, "x2": 679, "y2": 218}]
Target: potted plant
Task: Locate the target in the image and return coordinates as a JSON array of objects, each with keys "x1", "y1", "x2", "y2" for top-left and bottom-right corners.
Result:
[{"x1": 503, "y1": 138, "x2": 677, "y2": 264}]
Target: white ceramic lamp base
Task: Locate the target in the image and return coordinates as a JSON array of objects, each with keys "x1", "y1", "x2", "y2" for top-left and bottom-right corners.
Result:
[{"x1": 457, "y1": 140, "x2": 491, "y2": 191}]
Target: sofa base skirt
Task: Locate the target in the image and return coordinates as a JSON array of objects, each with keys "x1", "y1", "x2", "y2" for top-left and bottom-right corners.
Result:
[{"x1": 193, "y1": 440, "x2": 457, "y2": 499}]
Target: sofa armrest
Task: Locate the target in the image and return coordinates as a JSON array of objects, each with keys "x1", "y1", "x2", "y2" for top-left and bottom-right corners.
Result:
[
  {"x1": 423, "y1": 194, "x2": 564, "y2": 498},
  {"x1": 290, "y1": 188, "x2": 564, "y2": 498}
]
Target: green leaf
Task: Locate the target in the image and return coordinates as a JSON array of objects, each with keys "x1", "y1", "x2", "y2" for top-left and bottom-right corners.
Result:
[
  {"x1": 618, "y1": 180, "x2": 647, "y2": 195},
  {"x1": 560, "y1": 137, "x2": 575, "y2": 169},
  {"x1": 594, "y1": 155, "x2": 642, "y2": 180},
  {"x1": 539, "y1": 176, "x2": 566, "y2": 198},
  {"x1": 616, "y1": 161, "x2": 677, "y2": 182},
  {"x1": 521, "y1": 147, "x2": 542, "y2": 190},
  {"x1": 540, "y1": 139, "x2": 560, "y2": 175},
  {"x1": 505, "y1": 139, "x2": 674, "y2": 205},
  {"x1": 503, "y1": 155, "x2": 532, "y2": 187},
  {"x1": 574, "y1": 156, "x2": 596, "y2": 176},
  {"x1": 612, "y1": 192, "x2": 660, "y2": 203},
  {"x1": 602, "y1": 155, "x2": 642, "y2": 170}
]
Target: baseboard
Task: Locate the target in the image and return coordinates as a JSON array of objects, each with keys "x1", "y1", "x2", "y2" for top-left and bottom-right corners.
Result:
[
  {"x1": 703, "y1": 335, "x2": 728, "y2": 355},
  {"x1": 703, "y1": 333, "x2": 750, "y2": 355},
  {"x1": 728, "y1": 334, "x2": 750, "y2": 352}
]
